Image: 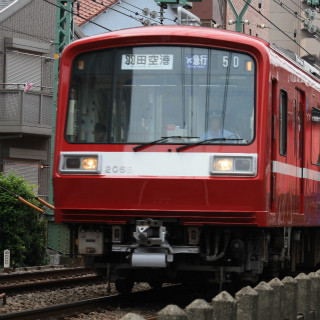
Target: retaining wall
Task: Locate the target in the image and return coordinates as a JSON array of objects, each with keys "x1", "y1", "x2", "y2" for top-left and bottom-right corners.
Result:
[{"x1": 120, "y1": 270, "x2": 320, "y2": 320}]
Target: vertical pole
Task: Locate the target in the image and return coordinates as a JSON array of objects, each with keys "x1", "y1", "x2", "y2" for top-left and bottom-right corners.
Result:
[
  {"x1": 49, "y1": 0, "x2": 74, "y2": 216},
  {"x1": 227, "y1": 0, "x2": 251, "y2": 32},
  {"x1": 48, "y1": 1, "x2": 74, "y2": 255}
]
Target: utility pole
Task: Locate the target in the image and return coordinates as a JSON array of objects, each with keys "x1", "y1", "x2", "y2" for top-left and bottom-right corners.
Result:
[
  {"x1": 227, "y1": 0, "x2": 251, "y2": 32},
  {"x1": 48, "y1": 0, "x2": 74, "y2": 254}
]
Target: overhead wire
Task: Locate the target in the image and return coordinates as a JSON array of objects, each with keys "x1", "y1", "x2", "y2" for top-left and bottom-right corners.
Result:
[
  {"x1": 124, "y1": 0, "x2": 178, "y2": 23},
  {"x1": 89, "y1": 0, "x2": 147, "y2": 25},
  {"x1": 278, "y1": 0, "x2": 320, "y2": 25},
  {"x1": 90, "y1": 0, "x2": 175, "y2": 25},
  {"x1": 272, "y1": 0, "x2": 305, "y2": 22},
  {"x1": 5, "y1": 0, "x2": 176, "y2": 52},
  {"x1": 21, "y1": 0, "x2": 320, "y2": 66},
  {"x1": 41, "y1": 0, "x2": 112, "y2": 32},
  {"x1": 271, "y1": 0, "x2": 320, "y2": 37},
  {"x1": 240, "y1": 0, "x2": 320, "y2": 64},
  {"x1": 285, "y1": 0, "x2": 304, "y2": 11}
]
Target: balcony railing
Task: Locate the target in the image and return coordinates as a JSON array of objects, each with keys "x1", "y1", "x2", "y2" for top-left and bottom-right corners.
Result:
[{"x1": 0, "y1": 86, "x2": 53, "y2": 136}]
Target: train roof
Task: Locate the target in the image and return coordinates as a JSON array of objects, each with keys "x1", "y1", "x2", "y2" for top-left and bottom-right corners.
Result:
[{"x1": 64, "y1": 25, "x2": 270, "y2": 54}]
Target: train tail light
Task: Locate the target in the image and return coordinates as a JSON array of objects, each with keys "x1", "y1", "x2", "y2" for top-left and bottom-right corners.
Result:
[
  {"x1": 59, "y1": 152, "x2": 101, "y2": 174},
  {"x1": 210, "y1": 154, "x2": 257, "y2": 176}
]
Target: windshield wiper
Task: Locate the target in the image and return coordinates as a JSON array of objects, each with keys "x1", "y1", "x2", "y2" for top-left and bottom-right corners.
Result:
[
  {"x1": 176, "y1": 137, "x2": 244, "y2": 152},
  {"x1": 133, "y1": 136, "x2": 199, "y2": 152}
]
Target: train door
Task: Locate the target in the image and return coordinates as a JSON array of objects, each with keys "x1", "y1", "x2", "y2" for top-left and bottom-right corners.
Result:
[
  {"x1": 270, "y1": 80, "x2": 289, "y2": 222},
  {"x1": 295, "y1": 89, "x2": 305, "y2": 214},
  {"x1": 271, "y1": 79, "x2": 278, "y2": 215}
]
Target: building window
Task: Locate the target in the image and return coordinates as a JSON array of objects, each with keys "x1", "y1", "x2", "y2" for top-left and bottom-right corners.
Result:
[
  {"x1": 279, "y1": 90, "x2": 287, "y2": 156},
  {"x1": 311, "y1": 107, "x2": 320, "y2": 165},
  {"x1": 5, "y1": 50, "x2": 42, "y2": 91}
]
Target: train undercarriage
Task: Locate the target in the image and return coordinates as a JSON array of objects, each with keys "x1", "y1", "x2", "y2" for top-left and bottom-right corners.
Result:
[{"x1": 70, "y1": 218, "x2": 320, "y2": 294}]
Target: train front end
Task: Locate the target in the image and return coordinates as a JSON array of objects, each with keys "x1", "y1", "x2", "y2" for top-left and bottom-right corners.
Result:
[{"x1": 53, "y1": 26, "x2": 270, "y2": 290}]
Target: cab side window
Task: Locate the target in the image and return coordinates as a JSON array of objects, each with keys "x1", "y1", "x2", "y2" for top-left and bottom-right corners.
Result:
[{"x1": 279, "y1": 90, "x2": 288, "y2": 156}]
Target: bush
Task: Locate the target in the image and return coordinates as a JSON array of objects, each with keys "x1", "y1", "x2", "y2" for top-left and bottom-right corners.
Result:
[{"x1": 0, "y1": 172, "x2": 47, "y2": 268}]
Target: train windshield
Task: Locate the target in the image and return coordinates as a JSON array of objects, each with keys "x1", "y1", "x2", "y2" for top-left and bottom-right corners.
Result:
[{"x1": 65, "y1": 46, "x2": 255, "y2": 145}]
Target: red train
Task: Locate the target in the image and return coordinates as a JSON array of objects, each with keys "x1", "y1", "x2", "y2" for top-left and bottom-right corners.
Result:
[{"x1": 53, "y1": 26, "x2": 320, "y2": 292}]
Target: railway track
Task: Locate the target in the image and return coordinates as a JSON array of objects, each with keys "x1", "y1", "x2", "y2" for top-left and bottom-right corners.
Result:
[
  {"x1": 0, "y1": 286, "x2": 180, "y2": 320},
  {"x1": 0, "y1": 267, "x2": 100, "y2": 293},
  {"x1": 0, "y1": 295, "x2": 115, "y2": 320}
]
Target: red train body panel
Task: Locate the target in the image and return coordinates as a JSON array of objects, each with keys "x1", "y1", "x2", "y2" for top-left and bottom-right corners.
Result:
[{"x1": 53, "y1": 26, "x2": 320, "y2": 288}]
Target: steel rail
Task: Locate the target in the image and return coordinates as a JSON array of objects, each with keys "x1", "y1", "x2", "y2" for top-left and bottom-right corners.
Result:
[
  {"x1": 0, "y1": 286, "x2": 179, "y2": 320},
  {"x1": 0, "y1": 268, "x2": 100, "y2": 293},
  {"x1": 0, "y1": 267, "x2": 90, "y2": 279},
  {"x1": 0, "y1": 295, "x2": 116, "y2": 320},
  {"x1": 0, "y1": 267, "x2": 92, "y2": 281},
  {"x1": 1, "y1": 274, "x2": 100, "y2": 293}
]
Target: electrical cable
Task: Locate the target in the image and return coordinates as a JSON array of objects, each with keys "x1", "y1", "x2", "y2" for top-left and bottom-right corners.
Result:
[
  {"x1": 89, "y1": 0, "x2": 146, "y2": 25},
  {"x1": 124, "y1": 1, "x2": 145, "y2": 11},
  {"x1": 248, "y1": 0, "x2": 320, "y2": 40},
  {"x1": 41, "y1": 0, "x2": 112, "y2": 32},
  {"x1": 241, "y1": 0, "x2": 320, "y2": 64},
  {"x1": 272, "y1": 0, "x2": 320, "y2": 38},
  {"x1": 39, "y1": 0, "x2": 320, "y2": 65},
  {"x1": 272, "y1": 0, "x2": 305, "y2": 22},
  {"x1": 124, "y1": 0, "x2": 178, "y2": 23},
  {"x1": 112, "y1": 1, "x2": 163, "y2": 24},
  {"x1": 279, "y1": 0, "x2": 320, "y2": 26},
  {"x1": 285, "y1": 0, "x2": 304, "y2": 12},
  {"x1": 90, "y1": 0, "x2": 177, "y2": 26}
]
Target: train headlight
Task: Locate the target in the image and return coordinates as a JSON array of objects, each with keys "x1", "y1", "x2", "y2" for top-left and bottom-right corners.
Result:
[
  {"x1": 214, "y1": 158, "x2": 233, "y2": 171},
  {"x1": 82, "y1": 158, "x2": 98, "y2": 170},
  {"x1": 59, "y1": 153, "x2": 101, "y2": 174},
  {"x1": 210, "y1": 154, "x2": 257, "y2": 176}
]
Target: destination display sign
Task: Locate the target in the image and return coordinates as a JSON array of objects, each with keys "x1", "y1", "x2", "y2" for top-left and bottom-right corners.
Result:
[{"x1": 121, "y1": 54, "x2": 174, "y2": 70}]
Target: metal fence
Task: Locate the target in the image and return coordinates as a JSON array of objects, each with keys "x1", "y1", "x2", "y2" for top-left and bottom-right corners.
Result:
[
  {"x1": 121, "y1": 270, "x2": 320, "y2": 320},
  {"x1": 0, "y1": 89, "x2": 52, "y2": 133}
]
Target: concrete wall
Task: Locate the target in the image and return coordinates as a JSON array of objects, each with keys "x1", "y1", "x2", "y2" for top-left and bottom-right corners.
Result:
[{"x1": 122, "y1": 270, "x2": 320, "y2": 320}]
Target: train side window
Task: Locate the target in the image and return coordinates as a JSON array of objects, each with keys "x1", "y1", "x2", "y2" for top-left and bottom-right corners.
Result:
[
  {"x1": 311, "y1": 107, "x2": 320, "y2": 166},
  {"x1": 279, "y1": 90, "x2": 288, "y2": 156}
]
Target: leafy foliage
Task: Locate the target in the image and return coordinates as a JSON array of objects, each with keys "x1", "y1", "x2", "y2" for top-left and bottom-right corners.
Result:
[{"x1": 0, "y1": 172, "x2": 47, "y2": 267}]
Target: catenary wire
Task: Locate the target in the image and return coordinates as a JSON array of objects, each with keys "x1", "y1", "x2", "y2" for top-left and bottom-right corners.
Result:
[
  {"x1": 277, "y1": 0, "x2": 320, "y2": 25},
  {"x1": 41, "y1": 0, "x2": 112, "y2": 32},
  {"x1": 89, "y1": 0, "x2": 148, "y2": 25},
  {"x1": 124, "y1": 0, "x2": 178, "y2": 23},
  {"x1": 89, "y1": 0, "x2": 177, "y2": 25},
  {"x1": 285, "y1": 0, "x2": 304, "y2": 11},
  {"x1": 111, "y1": 0, "x2": 165, "y2": 24},
  {"x1": 241, "y1": 0, "x2": 320, "y2": 64},
  {"x1": 272, "y1": 0, "x2": 305, "y2": 22},
  {"x1": 14, "y1": 0, "x2": 320, "y2": 66}
]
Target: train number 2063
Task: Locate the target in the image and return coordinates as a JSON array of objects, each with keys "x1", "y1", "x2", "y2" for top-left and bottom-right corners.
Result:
[{"x1": 105, "y1": 165, "x2": 133, "y2": 174}]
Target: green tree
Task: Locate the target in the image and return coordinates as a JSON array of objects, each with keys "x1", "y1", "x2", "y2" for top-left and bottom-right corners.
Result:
[{"x1": 0, "y1": 172, "x2": 47, "y2": 267}]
